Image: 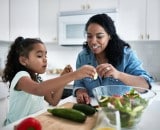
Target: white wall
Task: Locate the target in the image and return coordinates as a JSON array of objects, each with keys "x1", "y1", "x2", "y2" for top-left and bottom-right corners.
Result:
[
  {"x1": 0, "y1": 42, "x2": 9, "y2": 70},
  {"x1": 45, "y1": 44, "x2": 82, "y2": 70}
]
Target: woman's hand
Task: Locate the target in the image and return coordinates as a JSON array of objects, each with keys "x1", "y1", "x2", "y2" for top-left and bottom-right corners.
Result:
[
  {"x1": 60, "y1": 64, "x2": 73, "y2": 76},
  {"x1": 76, "y1": 89, "x2": 91, "y2": 104},
  {"x1": 96, "y1": 63, "x2": 121, "y2": 79}
]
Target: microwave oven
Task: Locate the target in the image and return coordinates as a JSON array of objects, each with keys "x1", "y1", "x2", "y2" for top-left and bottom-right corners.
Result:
[{"x1": 58, "y1": 9, "x2": 117, "y2": 45}]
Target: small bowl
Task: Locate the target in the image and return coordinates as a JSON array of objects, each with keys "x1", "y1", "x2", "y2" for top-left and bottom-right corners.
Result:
[{"x1": 92, "y1": 85, "x2": 156, "y2": 129}]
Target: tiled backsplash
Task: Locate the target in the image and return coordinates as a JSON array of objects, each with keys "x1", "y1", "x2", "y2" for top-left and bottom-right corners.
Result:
[{"x1": 0, "y1": 41, "x2": 160, "y2": 81}]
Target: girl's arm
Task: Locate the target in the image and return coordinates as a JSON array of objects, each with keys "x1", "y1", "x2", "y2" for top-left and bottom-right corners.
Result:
[
  {"x1": 44, "y1": 87, "x2": 64, "y2": 106},
  {"x1": 17, "y1": 64, "x2": 96, "y2": 98},
  {"x1": 44, "y1": 65, "x2": 73, "y2": 106}
]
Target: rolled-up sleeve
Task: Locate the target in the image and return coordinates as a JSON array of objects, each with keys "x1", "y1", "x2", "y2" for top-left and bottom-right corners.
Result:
[{"x1": 123, "y1": 48, "x2": 154, "y2": 88}]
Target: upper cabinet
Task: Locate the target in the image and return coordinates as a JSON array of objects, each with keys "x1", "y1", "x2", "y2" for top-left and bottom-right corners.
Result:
[
  {"x1": 118, "y1": 0, "x2": 160, "y2": 41},
  {"x1": 10, "y1": 0, "x2": 39, "y2": 41},
  {"x1": 1, "y1": 0, "x2": 159, "y2": 42},
  {"x1": 39, "y1": 0, "x2": 59, "y2": 43},
  {"x1": 146, "y1": 0, "x2": 160, "y2": 40},
  {"x1": 0, "y1": 0, "x2": 9, "y2": 41},
  {"x1": 59, "y1": 0, "x2": 119, "y2": 12}
]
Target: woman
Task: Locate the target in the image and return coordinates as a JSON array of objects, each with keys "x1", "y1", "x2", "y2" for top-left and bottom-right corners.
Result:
[{"x1": 73, "y1": 14, "x2": 153, "y2": 104}]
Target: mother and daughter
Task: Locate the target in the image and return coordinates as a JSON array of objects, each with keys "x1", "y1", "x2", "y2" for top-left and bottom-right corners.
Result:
[{"x1": 2, "y1": 13, "x2": 153, "y2": 125}]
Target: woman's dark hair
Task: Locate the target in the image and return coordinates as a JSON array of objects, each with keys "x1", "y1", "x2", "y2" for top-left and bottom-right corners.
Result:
[
  {"x1": 2, "y1": 36, "x2": 44, "y2": 86},
  {"x1": 83, "y1": 13, "x2": 130, "y2": 67}
]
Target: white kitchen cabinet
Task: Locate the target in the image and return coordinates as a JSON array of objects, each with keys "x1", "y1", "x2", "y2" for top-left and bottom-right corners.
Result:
[
  {"x1": 10, "y1": 0, "x2": 39, "y2": 41},
  {"x1": 146, "y1": 0, "x2": 160, "y2": 40},
  {"x1": 40, "y1": 0, "x2": 118, "y2": 43},
  {"x1": 0, "y1": 0, "x2": 9, "y2": 41},
  {"x1": 118, "y1": 0, "x2": 160, "y2": 41},
  {"x1": 39, "y1": 0, "x2": 59, "y2": 43},
  {"x1": 87, "y1": 0, "x2": 119, "y2": 10},
  {"x1": 59, "y1": 0, "x2": 86, "y2": 11},
  {"x1": 59, "y1": 0, "x2": 118, "y2": 12}
]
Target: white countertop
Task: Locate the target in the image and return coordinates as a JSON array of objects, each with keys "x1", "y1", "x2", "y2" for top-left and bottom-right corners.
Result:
[
  {"x1": 1, "y1": 82, "x2": 160, "y2": 129},
  {"x1": 138, "y1": 100, "x2": 160, "y2": 130},
  {"x1": 2, "y1": 93, "x2": 160, "y2": 130}
]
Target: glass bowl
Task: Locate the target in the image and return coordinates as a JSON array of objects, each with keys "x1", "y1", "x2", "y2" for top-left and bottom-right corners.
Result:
[{"x1": 92, "y1": 85, "x2": 156, "y2": 130}]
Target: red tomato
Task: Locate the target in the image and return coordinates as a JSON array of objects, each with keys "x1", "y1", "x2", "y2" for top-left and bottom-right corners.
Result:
[{"x1": 16, "y1": 117, "x2": 42, "y2": 130}]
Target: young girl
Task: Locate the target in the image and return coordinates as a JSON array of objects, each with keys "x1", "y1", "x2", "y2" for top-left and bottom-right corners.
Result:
[{"x1": 2, "y1": 36, "x2": 96, "y2": 125}]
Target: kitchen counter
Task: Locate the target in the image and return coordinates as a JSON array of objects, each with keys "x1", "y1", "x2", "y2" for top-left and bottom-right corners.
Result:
[
  {"x1": 1, "y1": 82, "x2": 160, "y2": 129},
  {"x1": 151, "y1": 82, "x2": 160, "y2": 100},
  {"x1": 2, "y1": 91, "x2": 160, "y2": 130}
]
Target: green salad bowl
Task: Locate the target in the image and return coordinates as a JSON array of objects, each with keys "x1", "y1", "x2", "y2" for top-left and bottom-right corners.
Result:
[{"x1": 92, "y1": 85, "x2": 156, "y2": 129}]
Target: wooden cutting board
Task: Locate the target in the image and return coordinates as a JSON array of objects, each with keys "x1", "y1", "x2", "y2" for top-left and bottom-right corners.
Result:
[{"x1": 35, "y1": 102, "x2": 98, "y2": 130}]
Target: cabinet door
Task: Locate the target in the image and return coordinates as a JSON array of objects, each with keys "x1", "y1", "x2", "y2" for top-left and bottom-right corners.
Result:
[
  {"x1": 10, "y1": 0, "x2": 39, "y2": 40},
  {"x1": 39, "y1": 0, "x2": 59, "y2": 42},
  {"x1": 0, "y1": 0, "x2": 9, "y2": 41},
  {"x1": 88, "y1": 0, "x2": 118, "y2": 10},
  {"x1": 146, "y1": 0, "x2": 160, "y2": 40},
  {"x1": 60, "y1": 0, "x2": 118, "y2": 11},
  {"x1": 59, "y1": 0, "x2": 86, "y2": 11},
  {"x1": 118, "y1": 0, "x2": 146, "y2": 41}
]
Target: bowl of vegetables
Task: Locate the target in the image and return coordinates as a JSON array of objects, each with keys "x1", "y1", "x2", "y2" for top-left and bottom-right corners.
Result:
[{"x1": 92, "y1": 85, "x2": 156, "y2": 129}]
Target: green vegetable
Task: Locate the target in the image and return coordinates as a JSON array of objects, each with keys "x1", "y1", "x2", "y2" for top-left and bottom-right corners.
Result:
[
  {"x1": 72, "y1": 103, "x2": 97, "y2": 116},
  {"x1": 133, "y1": 105, "x2": 144, "y2": 113},
  {"x1": 47, "y1": 108, "x2": 87, "y2": 123},
  {"x1": 98, "y1": 88, "x2": 148, "y2": 128}
]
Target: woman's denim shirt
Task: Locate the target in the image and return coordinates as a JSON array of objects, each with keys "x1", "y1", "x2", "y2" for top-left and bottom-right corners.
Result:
[{"x1": 73, "y1": 47, "x2": 153, "y2": 97}]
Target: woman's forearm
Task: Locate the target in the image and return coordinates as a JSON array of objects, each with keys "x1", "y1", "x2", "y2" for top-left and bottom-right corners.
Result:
[{"x1": 118, "y1": 72, "x2": 149, "y2": 89}]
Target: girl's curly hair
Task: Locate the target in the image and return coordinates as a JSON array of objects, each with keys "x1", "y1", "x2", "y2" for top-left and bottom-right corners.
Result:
[{"x1": 2, "y1": 36, "x2": 44, "y2": 86}]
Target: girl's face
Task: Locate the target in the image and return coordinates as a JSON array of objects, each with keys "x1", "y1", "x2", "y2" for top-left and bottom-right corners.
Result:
[
  {"x1": 86, "y1": 23, "x2": 110, "y2": 55},
  {"x1": 21, "y1": 43, "x2": 47, "y2": 74}
]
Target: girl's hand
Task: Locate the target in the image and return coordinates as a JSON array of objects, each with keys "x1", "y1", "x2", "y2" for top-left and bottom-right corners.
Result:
[
  {"x1": 76, "y1": 89, "x2": 91, "y2": 104},
  {"x1": 60, "y1": 64, "x2": 73, "y2": 76},
  {"x1": 96, "y1": 63, "x2": 120, "y2": 79},
  {"x1": 75, "y1": 65, "x2": 96, "y2": 79}
]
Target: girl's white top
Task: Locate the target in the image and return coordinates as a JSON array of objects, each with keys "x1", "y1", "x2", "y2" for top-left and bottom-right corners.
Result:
[{"x1": 4, "y1": 71, "x2": 45, "y2": 125}]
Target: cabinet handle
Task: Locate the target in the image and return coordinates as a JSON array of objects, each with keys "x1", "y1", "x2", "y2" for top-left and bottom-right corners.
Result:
[
  {"x1": 146, "y1": 34, "x2": 150, "y2": 40},
  {"x1": 86, "y1": 4, "x2": 90, "y2": 9},
  {"x1": 139, "y1": 34, "x2": 143, "y2": 40},
  {"x1": 81, "y1": 4, "x2": 85, "y2": 10},
  {"x1": 53, "y1": 37, "x2": 57, "y2": 42}
]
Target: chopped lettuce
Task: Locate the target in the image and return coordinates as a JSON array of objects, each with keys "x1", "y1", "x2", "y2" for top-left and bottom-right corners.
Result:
[{"x1": 98, "y1": 89, "x2": 148, "y2": 128}]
